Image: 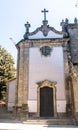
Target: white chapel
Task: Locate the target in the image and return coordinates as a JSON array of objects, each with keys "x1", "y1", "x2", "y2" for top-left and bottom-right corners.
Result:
[{"x1": 7, "y1": 9, "x2": 78, "y2": 120}]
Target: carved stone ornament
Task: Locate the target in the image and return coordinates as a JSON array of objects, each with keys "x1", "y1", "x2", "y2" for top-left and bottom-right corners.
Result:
[
  {"x1": 70, "y1": 67, "x2": 78, "y2": 80},
  {"x1": 68, "y1": 54, "x2": 78, "y2": 80},
  {"x1": 24, "y1": 21, "x2": 68, "y2": 39},
  {"x1": 40, "y1": 46, "x2": 52, "y2": 56},
  {"x1": 23, "y1": 9, "x2": 68, "y2": 39},
  {"x1": 37, "y1": 80, "x2": 57, "y2": 88}
]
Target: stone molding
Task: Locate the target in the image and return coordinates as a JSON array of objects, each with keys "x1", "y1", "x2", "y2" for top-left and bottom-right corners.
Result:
[
  {"x1": 37, "y1": 80, "x2": 57, "y2": 87},
  {"x1": 16, "y1": 38, "x2": 69, "y2": 48},
  {"x1": 37, "y1": 80, "x2": 57, "y2": 117},
  {"x1": 23, "y1": 19, "x2": 68, "y2": 39}
]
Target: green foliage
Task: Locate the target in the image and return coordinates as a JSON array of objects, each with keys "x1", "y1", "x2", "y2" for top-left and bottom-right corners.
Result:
[{"x1": 0, "y1": 45, "x2": 15, "y2": 100}]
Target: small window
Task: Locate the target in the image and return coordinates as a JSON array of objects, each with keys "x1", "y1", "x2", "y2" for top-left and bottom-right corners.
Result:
[{"x1": 40, "y1": 46, "x2": 51, "y2": 56}]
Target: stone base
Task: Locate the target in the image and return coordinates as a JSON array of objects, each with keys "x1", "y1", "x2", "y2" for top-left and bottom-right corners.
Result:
[
  {"x1": 13, "y1": 104, "x2": 28, "y2": 119},
  {"x1": 29, "y1": 112, "x2": 37, "y2": 118},
  {"x1": 28, "y1": 112, "x2": 67, "y2": 118},
  {"x1": 73, "y1": 112, "x2": 78, "y2": 125},
  {"x1": 22, "y1": 104, "x2": 28, "y2": 118},
  {"x1": 57, "y1": 112, "x2": 66, "y2": 118}
]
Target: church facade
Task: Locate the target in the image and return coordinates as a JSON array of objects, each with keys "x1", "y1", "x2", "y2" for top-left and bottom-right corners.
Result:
[{"x1": 14, "y1": 9, "x2": 78, "y2": 119}]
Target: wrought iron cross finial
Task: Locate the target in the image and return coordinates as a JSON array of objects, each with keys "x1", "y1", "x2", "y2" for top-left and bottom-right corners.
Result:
[{"x1": 41, "y1": 8, "x2": 48, "y2": 21}]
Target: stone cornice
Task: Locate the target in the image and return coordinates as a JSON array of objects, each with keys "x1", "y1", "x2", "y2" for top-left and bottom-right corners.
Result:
[
  {"x1": 67, "y1": 24, "x2": 78, "y2": 29},
  {"x1": 16, "y1": 38, "x2": 69, "y2": 48}
]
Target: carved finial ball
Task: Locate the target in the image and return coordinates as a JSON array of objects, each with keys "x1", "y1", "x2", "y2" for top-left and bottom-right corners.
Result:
[
  {"x1": 74, "y1": 17, "x2": 77, "y2": 24},
  {"x1": 65, "y1": 18, "x2": 69, "y2": 24},
  {"x1": 62, "y1": 19, "x2": 64, "y2": 23},
  {"x1": 25, "y1": 21, "x2": 31, "y2": 28},
  {"x1": 60, "y1": 19, "x2": 65, "y2": 27},
  {"x1": 75, "y1": 0, "x2": 78, "y2": 7}
]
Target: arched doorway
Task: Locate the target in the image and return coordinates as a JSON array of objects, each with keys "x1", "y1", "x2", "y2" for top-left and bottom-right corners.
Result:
[
  {"x1": 40, "y1": 86, "x2": 54, "y2": 117},
  {"x1": 37, "y1": 80, "x2": 57, "y2": 117}
]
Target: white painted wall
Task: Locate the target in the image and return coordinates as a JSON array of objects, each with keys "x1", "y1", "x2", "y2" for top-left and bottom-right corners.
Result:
[
  {"x1": 28, "y1": 100, "x2": 37, "y2": 112},
  {"x1": 57, "y1": 100, "x2": 66, "y2": 112},
  {"x1": 7, "y1": 79, "x2": 16, "y2": 111},
  {"x1": 29, "y1": 31, "x2": 63, "y2": 39},
  {"x1": 28, "y1": 46, "x2": 66, "y2": 113}
]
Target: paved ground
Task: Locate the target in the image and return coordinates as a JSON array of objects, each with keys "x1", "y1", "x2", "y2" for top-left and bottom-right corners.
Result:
[
  {"x1": 0, "y1": 106, "x2": 78, "y2": 130},
  {"x1": 0, "y1": 119, "x2": 78, "y2": 130}
]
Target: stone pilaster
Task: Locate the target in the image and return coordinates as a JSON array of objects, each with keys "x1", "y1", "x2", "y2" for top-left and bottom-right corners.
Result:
[
  {"x1": 22, "y1": 43, "x2": 29, "y2": 104},
  {"x1": 17, "y1": 43, "x2": 24, "y2": 107},
  {"x1": 15, "y1": 48, "x2": 20, "y2": 106},
  {"x1": 63, "y1": 42, "x2": 75, "y2": 117},
  {"x1": 14, "y1": 42, "x2": 29, "y2": 118},
  {"x1": 22, "y1": 43, "x2": 29, "y2": 117},
  {"x1": 63, "y1": 42, "x2": 69, "y2": 104},
  {"x1": 71, "y1": 66, "x2": 78, "y2": 115},
  {"x1": 13, "y1": 47, "x2": 20, "y2": 117},
  {"x1": 71, "y1": 72, "x2": 78, "y2": 125}
]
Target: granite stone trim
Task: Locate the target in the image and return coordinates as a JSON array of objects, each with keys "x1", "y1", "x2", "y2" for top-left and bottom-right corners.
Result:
[
  {"x1": 37, "y1": 80, "x2": 57, "y2": 117},
  {"x1": 17, "y1": 43, "x2": 24, "y2": 106}
]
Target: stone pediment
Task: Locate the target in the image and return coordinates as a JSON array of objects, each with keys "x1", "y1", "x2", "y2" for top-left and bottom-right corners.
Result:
[
  {"x1": 37, "y1": 80, "x2": 57, "y2": 88},
  {"x1": 23, "y1": 20, "x2": 68, "y2": 40}
]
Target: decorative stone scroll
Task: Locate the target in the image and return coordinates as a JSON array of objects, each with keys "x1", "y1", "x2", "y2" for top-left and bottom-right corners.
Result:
[
  {"x1": 37, "y1": 80, "x2": 57, "y2": 88},
  {"x1": 23, "y1": 9, "x2": 68, "y2": 39}
]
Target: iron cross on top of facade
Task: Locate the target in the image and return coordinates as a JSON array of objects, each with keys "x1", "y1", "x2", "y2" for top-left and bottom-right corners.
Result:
[{"x1": 41, "y1": 8, "x2": 48, "y2": 21}]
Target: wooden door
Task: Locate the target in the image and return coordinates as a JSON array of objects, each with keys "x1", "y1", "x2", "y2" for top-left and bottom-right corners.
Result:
[{"x1": 40, "y1": 86, "x2": 54, "y2": 117}]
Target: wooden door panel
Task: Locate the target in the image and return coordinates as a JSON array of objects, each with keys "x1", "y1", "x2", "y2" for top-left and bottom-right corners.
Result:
[{"x1": 40, "y1": 87, "x2": 54, "y2": 117}]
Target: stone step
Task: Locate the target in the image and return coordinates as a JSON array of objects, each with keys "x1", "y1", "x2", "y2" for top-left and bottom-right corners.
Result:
[{"x1": 23, "y1": 118, "x2": 75, "y2": 125}]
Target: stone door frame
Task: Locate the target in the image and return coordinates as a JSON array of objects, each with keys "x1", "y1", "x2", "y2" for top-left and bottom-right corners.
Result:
[{"x1": 37, "y1": 80, "x2": 57, "y2": 117}]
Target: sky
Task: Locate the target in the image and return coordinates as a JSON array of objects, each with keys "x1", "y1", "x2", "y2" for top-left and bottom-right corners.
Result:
[{"x1": 0, "y1": 0, "x2": 78, "y2": 67}]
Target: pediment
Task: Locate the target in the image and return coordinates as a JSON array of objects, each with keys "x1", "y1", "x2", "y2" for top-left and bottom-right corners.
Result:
[
  {"x1": 37, "y1": 80, "x2": 57, "y2": 88},
  {"x1": 23, "y1": 20, "x2": 68, "y2": 40}
]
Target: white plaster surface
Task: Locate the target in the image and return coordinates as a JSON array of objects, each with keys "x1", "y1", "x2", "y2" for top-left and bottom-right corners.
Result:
[
  {"x1": 7, "y1": 79, "x2": 16, "y2": 111},
  {"x1": 57, "y1": 100, "x2": 66, "y2": 112},
  {"x1": 29, "y1": 31, "x2": 63, "y2": 39},
  {"x1": 28, "y1": 46, "x2": 66, "y2": 112},
  {"x1": 28, "y1": 100, "x2": 37, "y2": 112}
]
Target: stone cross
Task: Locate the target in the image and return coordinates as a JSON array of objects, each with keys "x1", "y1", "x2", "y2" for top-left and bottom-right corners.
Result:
[
  {"x1": 41, "y1": 8, "x2": 48, "y2": 21},
  {"x1": 25, "y1": 21, "x2": 30, "y2": 33}
]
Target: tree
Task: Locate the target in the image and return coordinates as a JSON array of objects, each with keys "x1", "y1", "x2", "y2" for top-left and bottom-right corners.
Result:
[{"x1": 0, "y1": 45, "x2": 15, "y2": 100}]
